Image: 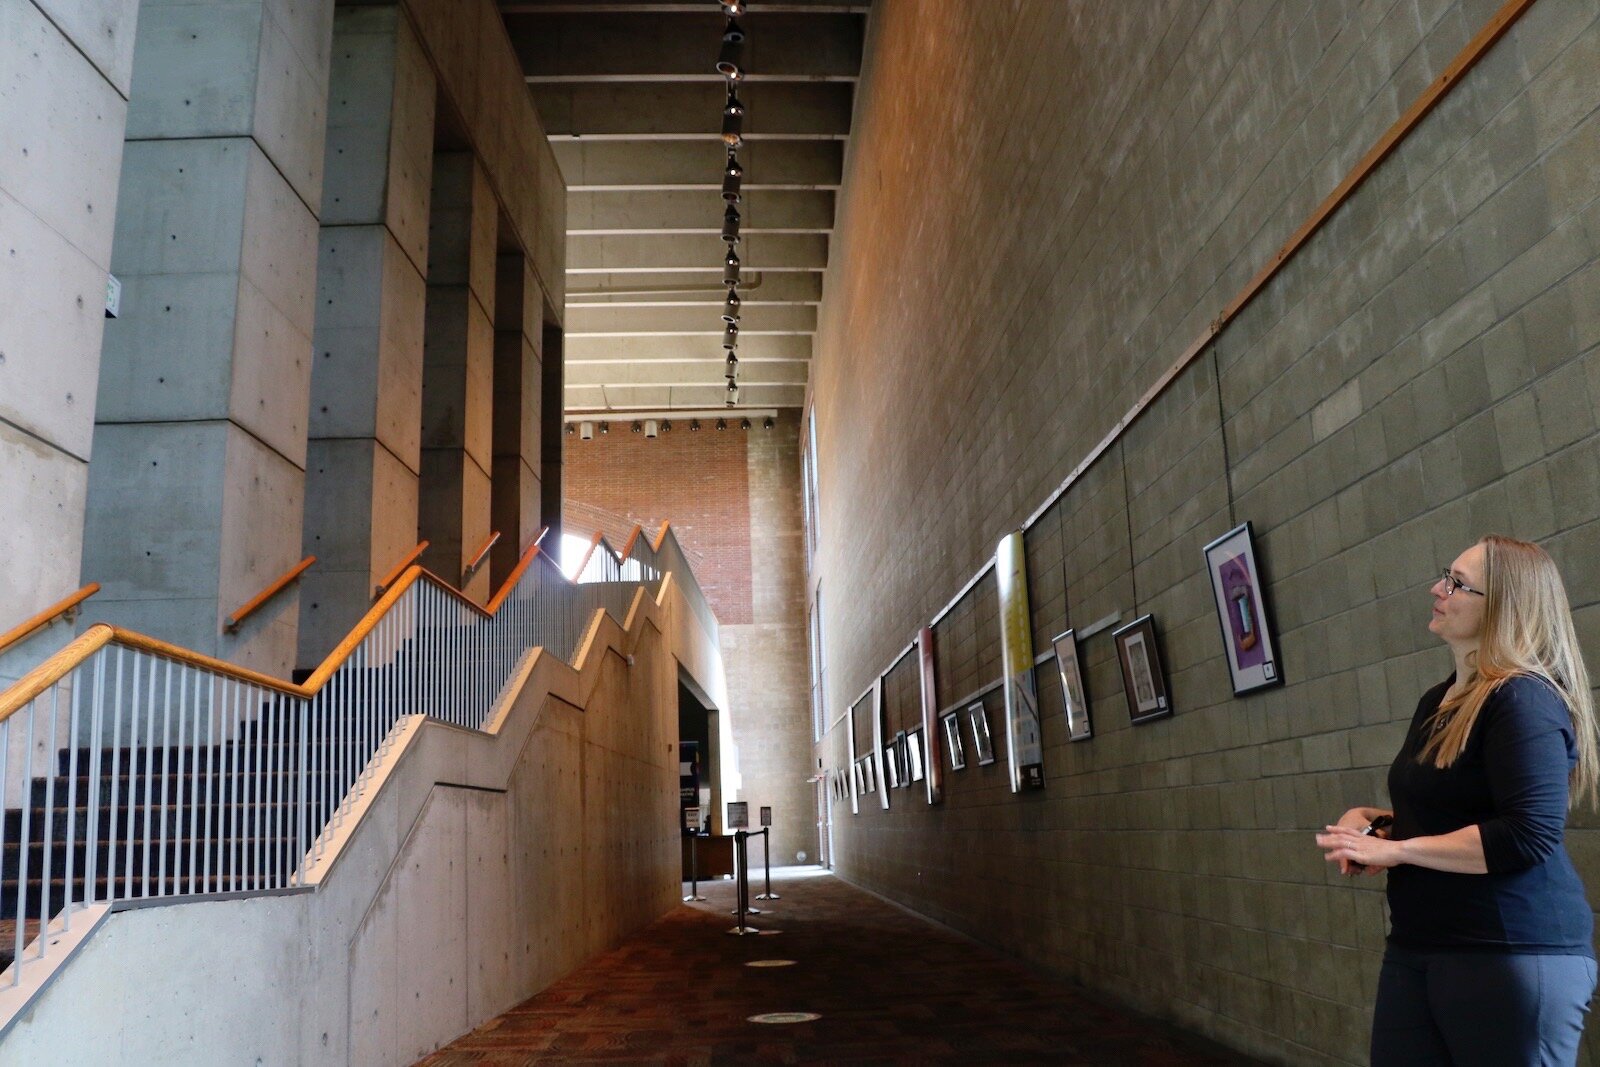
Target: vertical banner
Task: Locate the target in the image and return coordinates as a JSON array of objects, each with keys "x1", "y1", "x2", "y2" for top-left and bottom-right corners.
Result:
[
  {"x1": 873, "y1": 676, "x2": 889, "y2": 810},
  {"x1": 919, "y1": 627, "x2": 943, "y2": 804},
  {"x1": 997, "y1": 531, "x2": 1045, "y2": 792}
]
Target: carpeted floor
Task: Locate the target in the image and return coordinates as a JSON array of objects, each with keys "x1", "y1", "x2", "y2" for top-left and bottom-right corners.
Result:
[{"x1": 416, "y1": 867, "x2": 1258, "y2": 1065}]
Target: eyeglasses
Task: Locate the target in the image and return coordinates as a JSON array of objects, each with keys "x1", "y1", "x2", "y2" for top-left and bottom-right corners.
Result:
[{"x1": 1438, "y1": 569, "x2": 1485, "y2": 597}]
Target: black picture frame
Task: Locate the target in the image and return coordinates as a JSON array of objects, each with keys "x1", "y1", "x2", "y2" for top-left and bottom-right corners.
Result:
[
  {"x1": 1113, "y1": 614, "x2": 1172, "y2": 725},
  {"x1": 1052, "y1": 628, "x2": 1092, "y2": 742},
  {"x1": 968, "y1": 701, "x2": 996, "y2": 765},
  {"x1": 1202, "y1": 520, "x2": 1285, "y2": 696},
  {"x1": 907, "y1": 728, "x2": 925, "y2": 782},
  {"x1": 943, "y1": 712, "x2": 967, "y2": 770}
]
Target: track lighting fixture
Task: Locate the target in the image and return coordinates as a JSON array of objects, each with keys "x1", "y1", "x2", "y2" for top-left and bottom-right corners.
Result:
[
  {"x1": 723, "y1": 258, "x2": 740, "y2": 288},
  {"x1": 631, "y1": 420, "x2": 642, "y2": 433},
  {"x1": 716, "y1": 418, "x2": 727, "y2": 431},
  {"x1": 722, "y1": 323, "x2": 739, "y2": 349},
  {"x1": 721, "y1": 205, "x2": 741, "y2": 244},
  {"x1": 722, "y1": 291, "x2": 741, "y2": 323},
  {"x1": 690, "y1": 418, "x2": 701, "y2": 432},
  {"x1": 720, "y1": 0, "x2": 744, "y2": 15},
  {"x1": 726, "y1": 381, "x2": 740, "y2": 406},
  {"x1": 721, "y1": 152, "x2": 743, "y2": 203},
  {"x1": 740, "y1": 418, "x2": 752, "y2": 430},
  {"x1": 661, "y1": 419, "x2": 672, "y2": 432},
  {"x1": 725, "y1": 352, "x2": 739, "y2": 379},
  {"x1": 565, "y1": 422, "x2": 575, "y2": 436},
  {"x1": 598, "y1": 421, "x2": 609, "y2": 435},
  {"x1": 644, "y1": 419, "x2": 659, "y2": 438},
  {"x1": 722, "y1": 91, "x2": 745, "y2": 147},
  {"x1": 579, "y1": 421, "x2": 594, "y2": 440},
  {"x1": 716, "y1": 18, "x2": 745, "y2": 80},
  {"x1": 763, "y1": 416, "x2": 774, "y2": 430}
]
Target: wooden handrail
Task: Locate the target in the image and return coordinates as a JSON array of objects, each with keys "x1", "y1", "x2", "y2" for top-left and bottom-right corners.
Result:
[
  {"x1": 461, "y1": 530, "x2": 502, "y2": 583},
  {"x1": 375, "y1": 541, "x2": 429, "y2": 598},
  {"x1": 650, "y1": 521, "x2": 672, "y2": 553},
  {"x1": 225, "y1": 557, "x2": 315, "y2": 634},
  {"x1": 619, "y1": 524, "x2": 643, "y2": 559},
  {"x1": 485, "y1": 528, "x2": 550, "y2": 614},
  {"x1": 570, "y1": 529, "x2": 605, "y2": 580},
  {"x1": 0, "y1": 583, "x2": 100, "y2": 655}
]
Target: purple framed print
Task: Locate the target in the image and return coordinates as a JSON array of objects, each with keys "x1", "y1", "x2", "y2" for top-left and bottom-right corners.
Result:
[{"x1": 1203, "y1": 521, "x2": 1284, "y2": 696}]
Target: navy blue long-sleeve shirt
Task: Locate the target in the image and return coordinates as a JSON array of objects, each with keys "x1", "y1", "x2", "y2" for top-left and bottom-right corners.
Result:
[{"x1": 1386, "y1": 674, "x2": 1594, "y2": 955}]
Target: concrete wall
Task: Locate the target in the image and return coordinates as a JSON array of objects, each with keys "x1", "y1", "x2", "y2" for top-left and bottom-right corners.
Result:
[
  {"x1": 0, "y1": 0, "x2": 139, "y2": 684},
  {"x1": 0, "y1": 581, "x2": 692, "y2": 1065},
  {"x1": 811, "y1": 1, "x2": 1600, "y2": 1063},
  {"x1": 563, "y1": 416, "x2": 817, "y2": 869}
]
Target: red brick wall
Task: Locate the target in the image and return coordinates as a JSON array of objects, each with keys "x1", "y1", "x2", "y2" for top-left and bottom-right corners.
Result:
[{"x1": 563, "y1": 423, "x2": 754, "y2": 625}]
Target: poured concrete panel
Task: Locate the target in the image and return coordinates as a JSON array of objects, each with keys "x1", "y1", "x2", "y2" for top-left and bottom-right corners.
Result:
[
  {"x1": 33, "y1": 0, "x2": 141, "y2": 96},
  {"x1": 421, "y1": 291, "x2": 495, "y2": 466},
  {"x1": 217, "y1": 423, "x2": 305, "y2": 676},
  {"x1": 419, "y1": 451, "x2": 492, "y2": 601},
  {"x1": 0, "y1": 421, "x2": 89, "y2": 638},
  {"x1": 0, "y1": 0, "x2": 129, "y2": 265}
]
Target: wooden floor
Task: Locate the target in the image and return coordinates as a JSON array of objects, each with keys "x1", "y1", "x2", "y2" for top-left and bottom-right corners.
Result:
[{"x1": 417, "y1": 867, "x2": 1258, "y2": 1066}]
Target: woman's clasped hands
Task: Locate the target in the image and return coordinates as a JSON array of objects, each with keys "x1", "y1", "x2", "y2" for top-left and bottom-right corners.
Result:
[{"x1": 1317, "y1": 808, "x2": 1399, "y2": 876}]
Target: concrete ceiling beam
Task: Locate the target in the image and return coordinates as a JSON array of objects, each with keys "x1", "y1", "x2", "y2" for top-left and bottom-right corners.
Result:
[
  {"x1": 505, "y1": 12, "x2": 862, "y2": 80},
  {"x1": 568, "y1": 334, "x2": 812, "y2": 362},
  {"x1": 566, "y1": 271, "x2": 823, "y2": 304},
  {"x1": 568, "y1": 189, "x2": 835, "y2": 233},
  {"x1": 533, "y1": 81, "x2": 854, "y2": 137},
  {"x1": 565, "y1": 382, "x2": 807, "y2": 410},
  {"x1": 568, "y1": 233, "x2": 827, "y2": 273},
  {"x1": 553, "y1": 139, "x2": 842, "y2": 189},
  {"x1": 566, "y1": 360, "x2": 809, "y2": 387}
]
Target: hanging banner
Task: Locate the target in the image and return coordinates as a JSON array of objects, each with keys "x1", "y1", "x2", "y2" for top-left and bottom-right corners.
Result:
[
  {"x1": 919, "y1": 627, "x2": 943, "y2": 804},
  {"x1": 996, "y1": 531, "x2": 1044, "y2": 792}
]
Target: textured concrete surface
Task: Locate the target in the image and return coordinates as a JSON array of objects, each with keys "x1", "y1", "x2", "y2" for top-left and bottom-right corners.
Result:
[{"x1": 810, "y1": 1, "x2": 1600, "y2": 1063}]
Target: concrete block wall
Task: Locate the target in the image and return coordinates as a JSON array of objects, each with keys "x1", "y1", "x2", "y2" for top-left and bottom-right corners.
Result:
[
  {"x1": 811, "y1": 1, "x2": 1600, "y2": 1063},
  {"x1": 0, "y1": 0, "x2": 139, "y2": 684},
  {"x1": 563, "y1": 415, "x2": 818, "y2": 868}
]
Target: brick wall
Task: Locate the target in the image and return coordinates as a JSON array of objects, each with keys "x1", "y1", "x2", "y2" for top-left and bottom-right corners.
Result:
[
  {"x1": 565, "y1": 414, "x2": 818, "y2": 866},
  {"x1": 811, "y1": 1, "x2": 1600, "y2": 1063}
]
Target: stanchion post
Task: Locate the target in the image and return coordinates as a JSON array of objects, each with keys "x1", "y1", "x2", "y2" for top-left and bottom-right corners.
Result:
[
  {"x1": 755, "y1": 826, "x2": 780, "y2": 900},
  {"x1": 727, "y1": 830, "x2": 758, "y2": 935},
  {"x1": 683, "y1": 830, "x2": 705, "y2": 902}
]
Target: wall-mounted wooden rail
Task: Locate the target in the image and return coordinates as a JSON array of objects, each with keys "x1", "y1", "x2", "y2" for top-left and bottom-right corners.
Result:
[
  {"x1": 462, "y1": 530, "x2": 502, "y2": 584},
  {"x1": 570, "y1": 529, "x2": 605, "y2": 580},
  {"x1": 0, "y1": 583, "x2": 101, "y2": 655},
  {"x1": 375, "y1": 541, "x2": 429, "y2": 599},
  {"x1": 225, "y1": 557, "x2": 316, "y2": 634}
]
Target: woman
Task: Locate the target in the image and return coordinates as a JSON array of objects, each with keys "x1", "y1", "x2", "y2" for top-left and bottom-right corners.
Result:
[{"x1": 1316, "y1": 535, "x2": 1599, "y2": 1065}]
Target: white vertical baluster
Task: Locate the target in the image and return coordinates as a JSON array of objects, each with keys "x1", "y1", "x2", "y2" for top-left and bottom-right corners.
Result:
[
  {"x1": 12, "y1": 702, "x2": 33, "y2": 980},
  {"x1": 39, "y1": 685, "x2": 61, "y2": 957}
]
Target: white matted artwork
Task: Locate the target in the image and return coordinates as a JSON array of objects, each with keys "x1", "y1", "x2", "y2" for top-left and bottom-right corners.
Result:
[
  {"x1": 968, "y1": 701, "x2": 996, "y2": 766},
  {"x1": 1052, "y1": 628, "x2": 1091, "y2": 742},
  {"x1": 1113, "y1": 614, "x2": 1172, "y2": 725},
  {"x1": 943, "y1": 712, "x2": 967, "y2": 771},
  {"x1": 907, "y1": 728, "x2": 925, "y2": 782}
]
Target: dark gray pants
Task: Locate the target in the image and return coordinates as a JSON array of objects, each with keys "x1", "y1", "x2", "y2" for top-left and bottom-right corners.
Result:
[{"x1": 1372, "y1": 946, "x2": 1597, "y2": 1066}]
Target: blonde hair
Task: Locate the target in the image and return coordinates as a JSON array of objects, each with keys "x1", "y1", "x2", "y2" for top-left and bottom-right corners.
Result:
[{"x1": 1421, "y1": 535, "x2": 1599, "y2": 809}]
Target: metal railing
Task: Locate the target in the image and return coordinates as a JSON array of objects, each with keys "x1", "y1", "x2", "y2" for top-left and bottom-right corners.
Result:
[{"x1": 0, "y1": 525, "x2": 684, "y2": 986}]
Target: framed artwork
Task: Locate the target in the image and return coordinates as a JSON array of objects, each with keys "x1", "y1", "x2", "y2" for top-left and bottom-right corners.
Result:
[
  {"x1": 907, "y1": 728, "x2": 925, "y2": 782},
  {"x1": 968, "y1": 701, "x2": 996, "y2": 766},
  {"x1": 943, "y1": 712, "x2": 967, "y2": 770},
  {"x1": 1052, "y1": 629, "x2": 1092, "y2": 742},
  {"x1": 1203, "y1": 521, "x2": 1284, "y2": 696},
  {"x1": 862, "y1": 755, "x2": 876, "y2": 793},
  {"x1": 1114, "y1": 614, "x2": 1172, "y2": 725},
  {"x1": 885, "y1": 734, "x2": 902, "y2": 789}
]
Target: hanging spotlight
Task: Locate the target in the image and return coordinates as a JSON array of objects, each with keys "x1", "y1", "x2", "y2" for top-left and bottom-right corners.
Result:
[
  {"x1": 631, "y1": 420, "x2": 642, "y2": 433},
  {"x1": 644, "y1": 419, "x2": 659, "y2": 438},
  {"x1": 722, "y1": 90, "x2": 745, "y2": 147},
  {"x1": 579, "y1": 420, "x2": 595, "y2": 440},
  {"x1": 721, "y1": 290, "x2": 741, "y2": 323},
  {"x1": 565, "y1": 422, "x2": 575, "y2": 436},
  {"x1": 661, "y1": 419, "x2": 672, "y2": 432},
  {"x1": 725, "y1": 352, "x2": 739, "y2": 379},
  {"x1": 722, "y1": 322, "x2": 739, "y2": 349},
  {"x1": 716, "y1": 18, "x2": 746, "y2": 80},
  {"x1": 722, "y1": 252, "x2": 741, "y2": 288},
  {"x1": 763, "y1": 416, "x2": 774, "y2": 430},
  {"x1": 740, "y1": 417, "x2": 752, "y2": 430},
  {"x1": 598, "y1": 421, "x2": 609, "y2": 435},
  {"x1": 721, "y1": 205, "x2": 741, "y2": 244},
  {"x1": 690, "y1": 418, "x2": 701, "y2": 432},
  {"x1": 720, "y1": 0, "x2": 744, "y2": 15},
  {"x1": 726, "y1": 380, "x2": 740, "y2": 406},
  {"x1": 716, "y1": 418, "x2": 728, "y2": 431},
  {"x1": 721, "y1": 152, "x2": 743, "y2": 203}
]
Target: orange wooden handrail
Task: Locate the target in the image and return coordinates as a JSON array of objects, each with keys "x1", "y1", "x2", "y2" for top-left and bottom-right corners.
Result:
[
  {"x1": 619, "y1": 524, "x2": 643, "y2": 559},
  {"x1": 375, "y1": 541, "x2": 429, "y2": 598},
  {"x1": 570, "y1": 529, "x2": 605, "y2": 580},
  {"x1": 485, "y1": 532, "x2": 548, "y2": 614},
  {"x1": 462, "y1": 530, "x2": 502, "y2": 583},
  {"x1": 0, "y1": 583, "x2": 101, "y2": 655},
  {"x1": 225, "y1": 557, "x2": 315, "y2": 633},
  {"x1": 650, "y1": 521, "x2": 672, "y2": 553}
]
